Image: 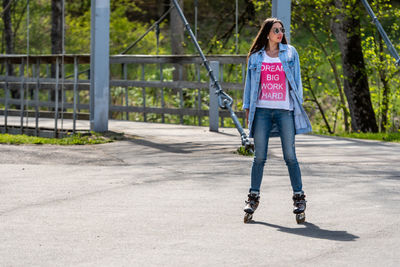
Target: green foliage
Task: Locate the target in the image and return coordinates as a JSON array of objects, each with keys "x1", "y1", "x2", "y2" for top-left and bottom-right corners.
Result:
[
  {"x1": 323, "y1": 131, "x2": 400, "y2": 143},
  {"x1": 1, "y1": 0, "x2": 400, "y2": 134},
  {"x1": 66, "y1": 1, "x2": 168, "y2": 55},
  {"x1": 292, "y1": 0, "x2": 350, "y2": 133},
  {"x1": 360, "y1": 0, "x2": 400, "y2": 132},
  {"x1": 291, "y1": 0, "x2": 400, "y2": 134},
  {"x1": 0, "y1": 132, "x2": 115, "y2": 145}
]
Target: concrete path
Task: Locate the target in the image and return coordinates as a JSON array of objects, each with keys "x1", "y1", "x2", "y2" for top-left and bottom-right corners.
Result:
[{"x1": 1, "y1": 120, "x2": 399, "y2": 266}]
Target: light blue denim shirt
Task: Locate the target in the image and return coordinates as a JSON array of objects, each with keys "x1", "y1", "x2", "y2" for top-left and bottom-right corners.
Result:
[{"x1": 242, "y1": 43, "x2": 312, "y2": 137}]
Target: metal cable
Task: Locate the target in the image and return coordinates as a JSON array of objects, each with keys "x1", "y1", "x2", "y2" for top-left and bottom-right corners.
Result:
[
  {"x1": 171, "y1": 0, "x2": 253, "y2": 152},
  {"x1": 120, "y1": 5, "x2": 174, "y2": 55},
  {"x1": 361, "y1": 0, "x2": 400, "y2": 66}
]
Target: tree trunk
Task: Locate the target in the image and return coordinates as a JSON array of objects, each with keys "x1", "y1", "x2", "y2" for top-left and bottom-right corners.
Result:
[
  {"x1": 170, "y1": 0, "x2": 185, "y2": 81},
  {"x1": 3, "y1": 0, "x2": 14, "y2": 75},
  {"x1": 2, "y1": 0, "x2": 19, "y2": 106},
  {"x1": 51, "y1": 0, "x2": 63, "y2": 107},
  {"x1": 51, "y1": 0, "x2": 62, "y2": 73},
  {"x1": 157, "y1": 0, "x2": 169, "y2": 18},
  {"x1": 170, "y1": 0, "x2": 186, "y2": 124},
  {"x1": 378, "y1": 35, "x2": 390, "y2": 132},
  {"x1": 330, "y1": 0, "x2": 378, "y2": 132}
]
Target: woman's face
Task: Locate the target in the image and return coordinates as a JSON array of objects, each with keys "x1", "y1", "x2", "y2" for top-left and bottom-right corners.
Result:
[{"x1": 268, "y1": 22, "x2": 285, "y2": 44}]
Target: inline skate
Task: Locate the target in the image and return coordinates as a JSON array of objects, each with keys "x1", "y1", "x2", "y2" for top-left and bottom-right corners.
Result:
[
  {"x1": 293, "y1": 193, "x2": 306, "y2": 224},
  {"x1": 243, "y1": 192, "x2": 260, "y2": 223}
]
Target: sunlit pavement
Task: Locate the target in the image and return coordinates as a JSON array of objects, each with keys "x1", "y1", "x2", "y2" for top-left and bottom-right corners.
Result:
[{"x1": 1, "y1": 119, "x2": 399, "y2": 266}]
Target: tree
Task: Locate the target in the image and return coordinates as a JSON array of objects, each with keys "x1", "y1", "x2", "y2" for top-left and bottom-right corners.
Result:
[
  {"x1": 170, "y1": 0, "x2": 185, "y2": 81},
  {"x1": 361, "y1": 0, "x2": 400, "y2": 132},
  {"x1": 330, "y1": 0, "x2": 378, "y2": 132},
  {"x1": 2, "y1": 0, "x2": 19, "y2": 104},
  {"x1": 292, "y1": 0, "x2": 350, "y2": 133},
  {"x1": 51, "y1": 0, "x2": 62, "y2": 70},
  {"x1": 49, "y1": 0, "x2": 63, "y2": 108},
  {"x1": 2, "y1": 0, "x2": 13, "y2": 59}
]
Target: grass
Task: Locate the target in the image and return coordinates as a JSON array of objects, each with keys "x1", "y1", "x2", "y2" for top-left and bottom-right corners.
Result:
[
  {"x1": 319, "y1": 132, "x2": 400, "y2": 143},
  {"x1": 236, "y1": 145, "x2": 255, "y2": 156},
  {"x1": 3, "y1": 128, "x2": 398, "y2": 148},
  {"x1": 236, "y1": 132, "x2": 400, "y2": 156},
  {"x1": 0, "y1": 131, "x2": 125, "y2": 145}
]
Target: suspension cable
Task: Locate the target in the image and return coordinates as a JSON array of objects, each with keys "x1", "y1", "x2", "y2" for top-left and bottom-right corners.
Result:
[
  {"x1": 361, "y1": 0, "x2": 400, "y2": 66},
  {"x1": 120, "y1": 5, "x2": 174, "y2": 55},
  {"x1": 64, "y1": 5, "x2": 175, "y2": 80},
  {"x1": 171, "y1": 0, "x2": 253, "y2": 153}
]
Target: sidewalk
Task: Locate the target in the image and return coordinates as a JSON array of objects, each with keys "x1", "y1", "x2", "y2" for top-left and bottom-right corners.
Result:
[{"x1": 1, "y1": 120, "x2": 399, "y2": 266}]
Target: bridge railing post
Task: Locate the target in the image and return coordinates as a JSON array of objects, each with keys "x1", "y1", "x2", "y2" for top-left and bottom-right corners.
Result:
[
  {"x1": 90, "y1": 0, "x2": 110, "y2": 132},
  {"x1": 272, "y1": 0, "x2": 291, "y2": 43},
  {"x1": 209, "y1": 61, "x2": 219, "y2": 132}
]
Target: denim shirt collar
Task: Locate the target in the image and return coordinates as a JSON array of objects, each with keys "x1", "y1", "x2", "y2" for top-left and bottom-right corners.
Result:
[
  {"x1": 279, "y1": 43, "x2": 288, "y2": 51},
  {"x1": 257, "y1": 43, "x2": 288, "y2": 54}
]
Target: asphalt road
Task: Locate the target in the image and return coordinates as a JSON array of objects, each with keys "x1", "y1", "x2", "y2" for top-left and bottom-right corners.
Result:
[{"x1": 1, "y1": 120, "x2": 399, "y2": 266}]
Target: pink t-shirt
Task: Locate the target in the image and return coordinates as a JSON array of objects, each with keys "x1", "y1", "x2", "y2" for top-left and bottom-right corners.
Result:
[{"x1": 256, "y1": 51, "x2": 293, "y2": 110}]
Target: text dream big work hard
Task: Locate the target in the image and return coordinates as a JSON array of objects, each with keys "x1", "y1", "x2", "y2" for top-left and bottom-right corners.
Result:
[{"x1": 259, "y1": 62, "x2": 286, "y2": 101}]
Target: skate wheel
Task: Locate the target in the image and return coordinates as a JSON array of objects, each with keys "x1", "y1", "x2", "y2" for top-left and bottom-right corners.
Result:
[
  {"x1": 296, "y1": 213, "x2": 306, "y2": 224},
  {"x1": 244, "y1": 213, "x2": 253, "y2": 223}
]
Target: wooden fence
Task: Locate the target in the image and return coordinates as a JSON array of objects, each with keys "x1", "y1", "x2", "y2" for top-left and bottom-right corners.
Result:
[{"x1": 0, "y1": 54, "x2": 247, "y2": 136}]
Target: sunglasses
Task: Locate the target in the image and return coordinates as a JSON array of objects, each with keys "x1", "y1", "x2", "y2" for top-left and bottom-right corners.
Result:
[{"x1": 272, "y1": 27, "x2": 285, "y2": 34}]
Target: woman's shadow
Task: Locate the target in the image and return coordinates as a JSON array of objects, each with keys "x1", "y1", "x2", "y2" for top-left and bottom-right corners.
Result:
[{"x1": 249, "y1": 220, "x2": 359, "y2": 242}]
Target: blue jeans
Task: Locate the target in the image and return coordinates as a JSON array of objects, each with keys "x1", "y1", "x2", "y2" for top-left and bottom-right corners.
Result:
[{"x1": 250, "y1": 108, "x2": 303, "y2": 194}]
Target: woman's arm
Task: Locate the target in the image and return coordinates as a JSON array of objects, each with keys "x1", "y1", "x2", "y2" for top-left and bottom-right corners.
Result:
[
  {"x1": 242, "y1": 57, "x2": 252, "y2": 111},
  {"x1": 293, "y1": 47, "x2": 304, "y2": 104}
]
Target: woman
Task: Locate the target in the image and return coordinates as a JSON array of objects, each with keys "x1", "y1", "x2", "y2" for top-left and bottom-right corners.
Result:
[{"x1": 242, "y1": 18, "x2": 312, "y2": 223}]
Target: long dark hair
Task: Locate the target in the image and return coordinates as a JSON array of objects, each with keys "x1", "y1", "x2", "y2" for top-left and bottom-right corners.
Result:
[{"x1": 247, "y1": 18, "x2": 288, "y2": 62}]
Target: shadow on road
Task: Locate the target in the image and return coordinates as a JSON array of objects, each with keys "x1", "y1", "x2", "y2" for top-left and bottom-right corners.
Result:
[
  {"x1": 123, "y1": 135, "x2": 236, "y2": 154},
  {"x1": 125, "y1": 138, "x2": 194, "y2": 154},
  {"x1": 250, "y1": 221, "x2": 359, "y2": 242}
]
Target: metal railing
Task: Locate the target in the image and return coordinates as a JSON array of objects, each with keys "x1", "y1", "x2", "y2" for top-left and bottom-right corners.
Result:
[{"x1": 0, "y1": 54, "x2": 247, "y2": 137}]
